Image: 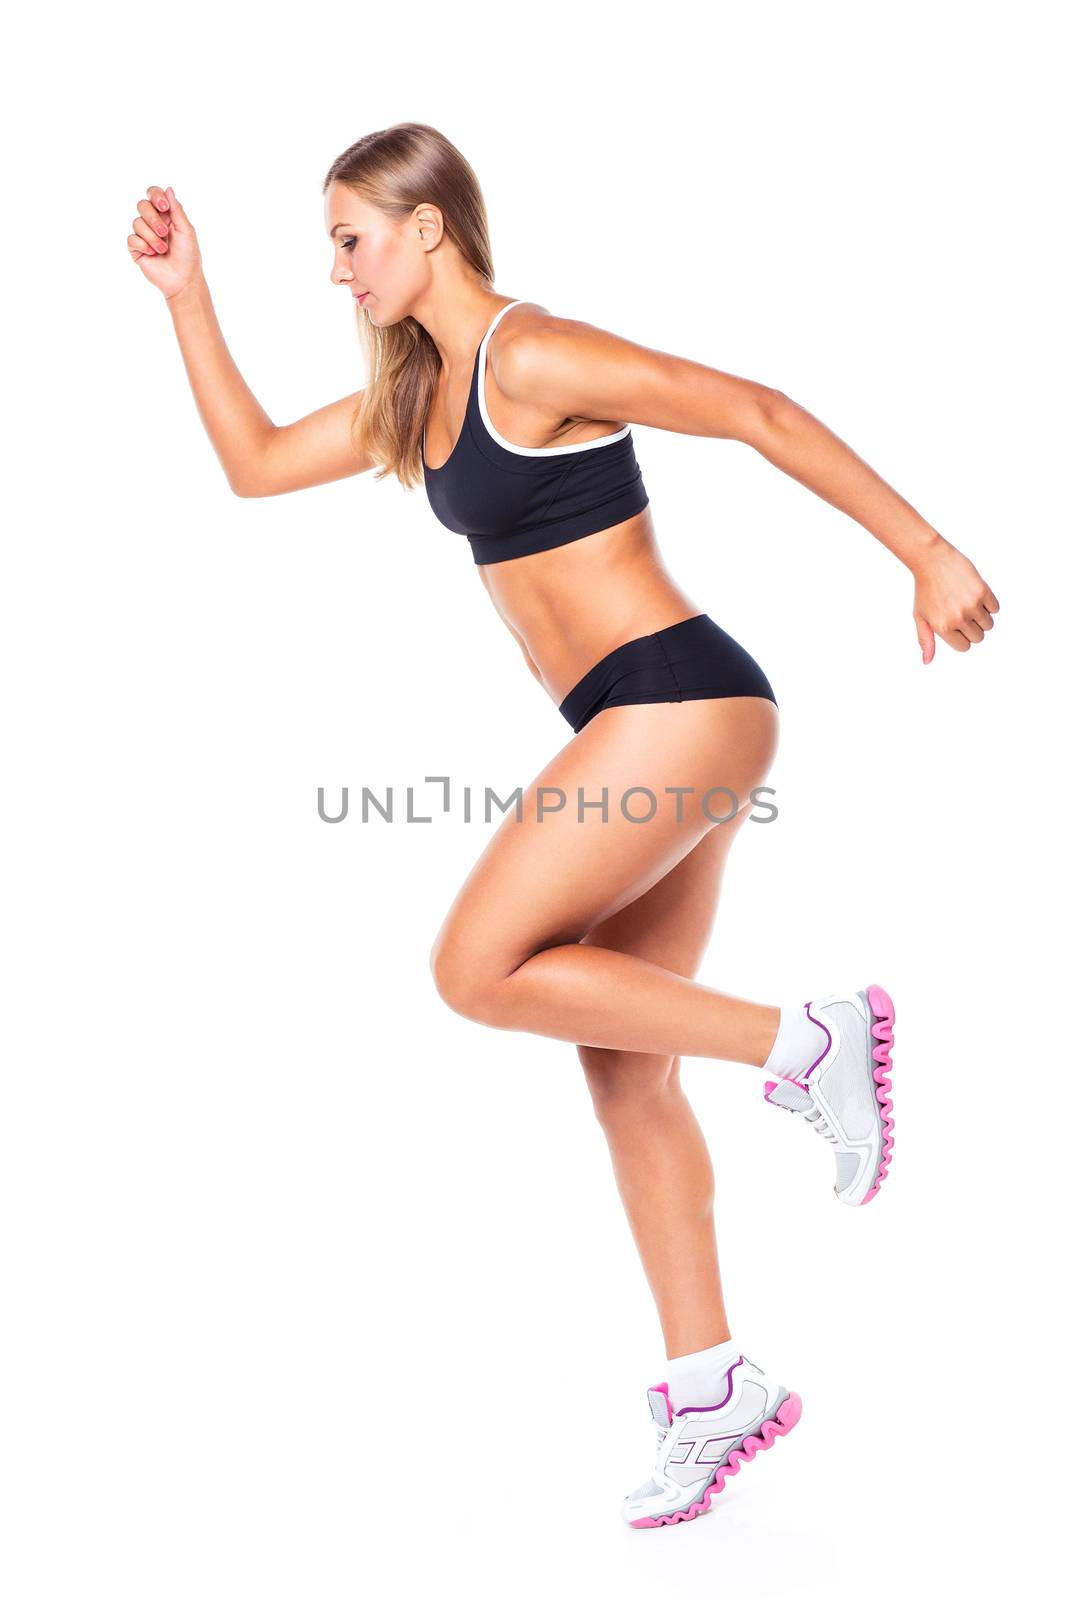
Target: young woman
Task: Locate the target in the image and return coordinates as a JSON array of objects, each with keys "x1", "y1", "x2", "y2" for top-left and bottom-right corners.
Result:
[{"x1": 129, "y1": 122, "x2": 999, "y2": 1529}]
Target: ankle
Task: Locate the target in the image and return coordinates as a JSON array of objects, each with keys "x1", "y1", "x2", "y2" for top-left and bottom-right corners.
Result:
[
  {"x1": 663, "y1": 1337, "x2": 744, "y2": 1412},
  {"x1": 761, "y1": 1003, "x2": 829, "y2": 1080}
]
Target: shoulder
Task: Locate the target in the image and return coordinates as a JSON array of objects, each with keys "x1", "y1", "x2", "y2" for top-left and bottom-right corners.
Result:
[{"x1": 489, "y1": 302, "x2": 622, "y2": 402}]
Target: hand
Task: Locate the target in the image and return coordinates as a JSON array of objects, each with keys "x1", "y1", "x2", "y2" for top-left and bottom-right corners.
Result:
[
  {"x1": 912, "y1": 536, "x2": 1000, "y2": 663},
  {"x1": 127, "y1": 185, "x2": 203, "y2": 300}
]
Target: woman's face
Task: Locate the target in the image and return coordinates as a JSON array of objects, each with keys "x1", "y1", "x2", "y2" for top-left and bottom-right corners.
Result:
[{"x1": 325, "y1": 180, "x2": 427, "y2": 323}]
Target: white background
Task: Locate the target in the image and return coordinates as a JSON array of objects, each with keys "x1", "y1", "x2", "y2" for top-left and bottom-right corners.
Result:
[{"x1": 3, "y1": 2, "x2": 1083, "y2": 1594}]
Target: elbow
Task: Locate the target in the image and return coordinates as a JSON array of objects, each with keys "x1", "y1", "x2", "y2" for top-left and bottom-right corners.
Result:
[
  {"x1": 229, "y1": 437, "x2": 276, "y2": 498},
  {"x1": 744, "y1": 385, "x2": 791, "y2": 449},
  {"x1": 760, "y1": 386, "x2": 791, "y2": 426}
]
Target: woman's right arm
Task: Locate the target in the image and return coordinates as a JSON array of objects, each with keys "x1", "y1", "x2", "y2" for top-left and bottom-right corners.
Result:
[{"x1": 131, "y1": 184, "x2": 374, "y2": 498}]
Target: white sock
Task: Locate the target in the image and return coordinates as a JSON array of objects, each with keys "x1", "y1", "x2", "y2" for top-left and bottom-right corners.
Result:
[
  {"x1": 665, "y1": 1337, "x2": 743, "y2": 1412},
  {"x1": 762, "y1": 1004, "x2": 828, "y2": 1080}
]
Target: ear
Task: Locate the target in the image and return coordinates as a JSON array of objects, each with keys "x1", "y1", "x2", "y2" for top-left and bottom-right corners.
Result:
[{"x1": 414, "y1": 203, "x2": 444, "y2": 252}]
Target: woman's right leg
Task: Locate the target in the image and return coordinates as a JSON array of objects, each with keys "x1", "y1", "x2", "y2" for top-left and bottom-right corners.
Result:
[
  {"x1": 583, "y1": 818, "x2": 809, "y2": 1534},
  {"x1": 577, "y1": 808, "x2": 749, "y2": 1361}
]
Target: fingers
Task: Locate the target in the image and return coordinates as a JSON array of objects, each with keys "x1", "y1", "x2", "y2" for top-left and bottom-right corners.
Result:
[
  {"x1": 134, "y1": 196, "x2": 170, "y2": 253},
  {"x1": 952, "y1": 587, "x2": 1001, "y2": 647},
  {"x1": 914, "y1": 561, "x2": 1001, "y2": 663},
  {"x1": 936, "y1": 574, "x2": 1001, "y2": 654},
  {"x1": 163, "y1": 185, "x2": 191, "y2": 231},
  {"x1": 130, "y1": 186, "x2": 189, "y2": 261},
  {"x1": 132, "y1": 209, "x2": 169, "y2": 254},
  {"x1": 138, "y1": 197, "x2": 170, "y2": 235},
  {"x1": 972, "y1": 581, "x2": 1000, "y2": 635},
  {"x1": 916, "y1": 614, "x2": 983, "y2": 657}
]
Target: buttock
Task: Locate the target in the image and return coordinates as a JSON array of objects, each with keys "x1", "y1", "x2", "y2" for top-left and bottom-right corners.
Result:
[{"x1": 557, "y1": 612, "x2": 777, "y2": 735}]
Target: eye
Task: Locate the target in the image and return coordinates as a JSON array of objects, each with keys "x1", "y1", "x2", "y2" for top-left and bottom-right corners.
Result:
[{"x1": 339, "y1": 236, "x2": 357, "y2": 250}]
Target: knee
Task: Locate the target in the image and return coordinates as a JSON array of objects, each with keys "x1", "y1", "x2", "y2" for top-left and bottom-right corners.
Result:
[
  {"x1": 429, "y1": 935, "x2": 503, "y2": 1024},
  {"x1": 579, "y1": 1045, "x2": 678, "y2": 1124}
]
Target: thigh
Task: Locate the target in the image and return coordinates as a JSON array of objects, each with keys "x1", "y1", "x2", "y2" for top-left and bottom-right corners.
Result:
[
  {"x1": 581, "y1": 803, "x2": 747, "y2": 976},
  {"x1": 430, "y1": 695, "x2": 778, "y2": 1004},
  {"x1": 576, "y1": 809, "x2": 750, "y2": 1099}
]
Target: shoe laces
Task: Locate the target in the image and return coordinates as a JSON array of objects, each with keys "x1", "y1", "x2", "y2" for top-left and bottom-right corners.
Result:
[
  {"x1": 652, "y1": 1423, "x2": 679, "y2": 1484},
  {"x1": 802, "y1": 1103, "x2": 839, "y2": 1144}
]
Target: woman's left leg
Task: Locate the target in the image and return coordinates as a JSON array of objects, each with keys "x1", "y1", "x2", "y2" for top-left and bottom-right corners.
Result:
[{"x1": 430, "y1": 695, "x2": 781, "y2": 1067}]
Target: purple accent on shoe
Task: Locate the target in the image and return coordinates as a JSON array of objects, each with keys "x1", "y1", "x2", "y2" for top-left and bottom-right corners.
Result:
[
  {"x1": 629, "y1": 1391, "x2": 803, "y2": 1529},
  {"x1": 693, "y1": 1432, "x2": 746, "y2": 1466},
  {"x1": 673, "y1": 1357, "x2": 744, "y2": 1417},
  {"x1": 798, "y1": 1001, "x2": 833, "y2": 1081}
]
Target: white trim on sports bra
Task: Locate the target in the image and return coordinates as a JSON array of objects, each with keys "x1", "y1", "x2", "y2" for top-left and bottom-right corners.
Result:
[{"x1": 476, "y1": 299, "x2": 632, "y2": 457}]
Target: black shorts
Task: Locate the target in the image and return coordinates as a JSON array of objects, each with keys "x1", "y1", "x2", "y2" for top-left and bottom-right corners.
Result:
[{"x1": 558, "y1": 612, "x2": 777, "y2": 735}]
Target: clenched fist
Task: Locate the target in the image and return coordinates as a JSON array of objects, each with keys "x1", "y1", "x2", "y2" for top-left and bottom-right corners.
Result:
[
  {"x1": 912, "y1": 537, "x2": 1000, "y2": 662},
  {"x1": 127, "y1": 185, "x2": 203, "y2": 302}
]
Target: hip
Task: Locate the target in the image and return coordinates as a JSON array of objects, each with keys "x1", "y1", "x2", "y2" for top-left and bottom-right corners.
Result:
[{"x1": 556, "y1": 612, "x2": 778, "y2": 735}]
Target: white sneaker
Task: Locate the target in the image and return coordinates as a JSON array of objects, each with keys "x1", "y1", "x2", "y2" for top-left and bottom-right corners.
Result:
[
  {"x1": 764, "y1": 984, "x2": 895, "y2": 1205},
  {"x1": 622, "y1": 1354, "x2": 802, "y2": 1528}
]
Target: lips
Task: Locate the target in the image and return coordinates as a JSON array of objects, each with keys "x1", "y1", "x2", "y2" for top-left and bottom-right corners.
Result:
[{"x1": 355, "y1": 291, "x2": 369, "y2": 302}]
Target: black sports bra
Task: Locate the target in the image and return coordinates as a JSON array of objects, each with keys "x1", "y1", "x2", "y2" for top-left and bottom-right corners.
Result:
[{"x1": 422, "y1": 300, "x2": 650, "y2": 565}]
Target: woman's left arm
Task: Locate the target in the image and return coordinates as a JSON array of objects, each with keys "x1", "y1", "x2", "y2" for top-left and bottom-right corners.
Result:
[{"x1": 495, "y1": 317, "x2": 1000, "y2": 663}]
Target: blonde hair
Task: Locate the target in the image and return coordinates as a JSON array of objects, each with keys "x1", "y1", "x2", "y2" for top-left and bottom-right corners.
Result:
[{"x1": 323, "y1": 122, "x2": 495, "y2": 488}]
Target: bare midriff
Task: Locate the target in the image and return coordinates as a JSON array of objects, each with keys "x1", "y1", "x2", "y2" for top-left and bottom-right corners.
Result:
[{"x1": 476, "y1": 504, "x2": 707, "y2": 709}]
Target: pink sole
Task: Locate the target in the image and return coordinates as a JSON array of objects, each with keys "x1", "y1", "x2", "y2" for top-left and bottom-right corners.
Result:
[
  {"x1": 861, "y1": 983, "x2": 896, "y2": 1203},
  {"x1": 629, "y1": 1392, "x2": 803, "y2": 1528}
]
